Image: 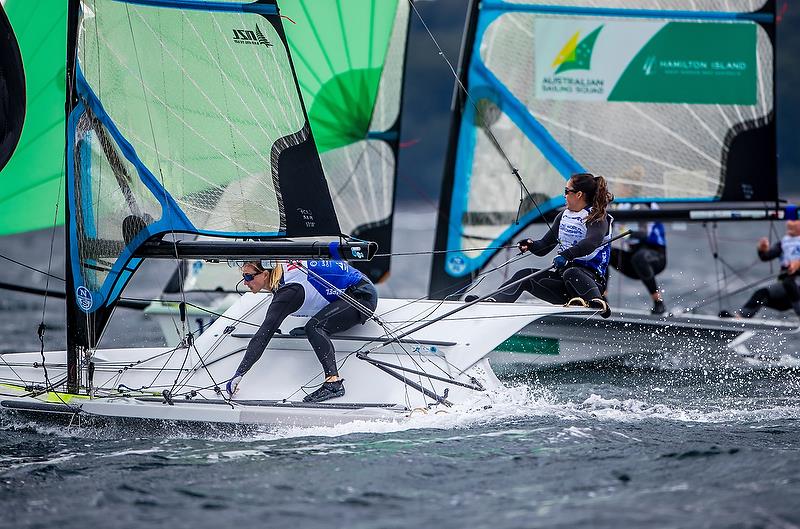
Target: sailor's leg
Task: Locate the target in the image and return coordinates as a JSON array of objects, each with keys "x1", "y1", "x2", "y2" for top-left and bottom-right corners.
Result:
[
  {"x1": 780, "y1": 276, "x2": 800, "y2": 316},
  {"x1": 562, "y1": 266, "x2": 602, "y2": 303},
  {"x1": 493, "y1": 268, "x2": 567, "y2": 304},
  {"x1": 630, "y1": 249, "x2": 660, "y2": 295},
  {"x1": 305, "y1": 299, "x2": 363, "y2": 378},
  {"x1": 610, "y1": 248, "x2": 638, "y2": 279},
  {"x1": 739, "y1": 285, "x2": 775, "y2": 317}
]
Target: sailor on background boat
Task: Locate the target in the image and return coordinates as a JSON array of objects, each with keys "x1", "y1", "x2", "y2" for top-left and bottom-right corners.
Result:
[
  {"x1": 610, "y1": 210, "x2": 668, "y2": 315},
  {"x1": 468, "y1": 173, "x2": 614, "y2": 317},
  {"x1": 720, "y1": 205, "x2": 800, "y2": 323},
  {"x1": 227, "y1": 258, "x2": 378, "y2": 403}
]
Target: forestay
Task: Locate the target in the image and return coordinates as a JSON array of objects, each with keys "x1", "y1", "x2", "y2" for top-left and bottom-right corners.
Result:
[{"x1": 429, "y1": 0, "x2": 776, "y2": 297}]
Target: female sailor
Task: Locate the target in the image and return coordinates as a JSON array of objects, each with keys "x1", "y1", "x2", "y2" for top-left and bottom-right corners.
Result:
[
  {"x1": 226, "y1": 258, "x2": 378, "y2": 403},
  {"x1": 720, "y1": 213, "x2": 800, "y2": 321},
  {"x1": 468, "y1": 173, "x2": 614, "y2": 317}
]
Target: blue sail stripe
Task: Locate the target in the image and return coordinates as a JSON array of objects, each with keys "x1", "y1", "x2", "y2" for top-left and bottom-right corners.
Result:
[
  {"x1": 113, "y1": 0, "x2": 278, "y2": 15},
  {"x1": 481, "y1": 1, "x2": 773, "y2": 23}
]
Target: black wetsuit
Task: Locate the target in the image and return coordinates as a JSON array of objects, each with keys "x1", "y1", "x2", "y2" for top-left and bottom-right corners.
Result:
[
  {"x1": 739, "y1": 242, "x2": 800, "y2": 318},
  {"x1": 610, "y1": 229, "x2": 666, "y2": 295},
  {"x1": 494, "y1": 211, "x2": 609, "y2": 304},
  {"x1": 234, "y1": 279, "x2": 378, "y2": 378}
]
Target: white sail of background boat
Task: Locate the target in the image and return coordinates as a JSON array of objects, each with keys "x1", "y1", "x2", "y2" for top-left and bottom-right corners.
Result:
[
  {"x1": 428, "y1": 0, "x2": 798, "y2": 365},
  {"x1": 0, "y1": 0, "x2": 588, "y2": 427}
]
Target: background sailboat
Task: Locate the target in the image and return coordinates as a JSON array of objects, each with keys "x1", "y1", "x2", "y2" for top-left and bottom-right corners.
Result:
[{"x1": 423, "y1": 0, "x2": 799, "y2": 365}]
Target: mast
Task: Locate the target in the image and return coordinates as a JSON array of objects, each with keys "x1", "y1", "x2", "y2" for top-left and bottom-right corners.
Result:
[
  {"x1": 64, "y1": 0, "x2": 84, "y2": 393},
  {"x1": 429, "y1": 0, "x2": 480, "y2": 299}
]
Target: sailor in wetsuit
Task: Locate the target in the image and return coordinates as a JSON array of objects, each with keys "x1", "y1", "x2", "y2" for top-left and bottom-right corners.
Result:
[
  {"x1": 720, "y1": 218, "x2": 800, "y2": 322},
  {"x1": 468, "y1": 173, "x2": 614, "y2": 318},
  {"x1": 610, "y1": 221, "x2": 668, "y2": 315},
  {"x1": 226, "y1": 258, "x2": 378, "y2": 403}
]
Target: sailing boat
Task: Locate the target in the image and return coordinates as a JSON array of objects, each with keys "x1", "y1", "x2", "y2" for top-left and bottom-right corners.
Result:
[
  {"x1": 429, "y1": 0, "x2": 797, "y2": 364},
  {"x1": 0, "y1": 0, "x2": 585, "y2": 426}
]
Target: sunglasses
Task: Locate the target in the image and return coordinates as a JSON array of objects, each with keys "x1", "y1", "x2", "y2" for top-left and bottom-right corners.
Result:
[
  {"x1": 564, "y1": 187, "x2": 579, "y2": 195},
  {"x1": 242, "y1": 271, "x2": 262, "y2": 282}
]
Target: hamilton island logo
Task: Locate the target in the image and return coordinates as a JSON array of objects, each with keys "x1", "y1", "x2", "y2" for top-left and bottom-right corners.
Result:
[
  {"x1": 232, "y1": 24, "x2": 273, "y2": 47},
  {"x1": 552, "y1": 26, "x2": 603, "y2": 74},
  {"x1": 76, "y1": 286, "x2": 93, "y2": 311}
]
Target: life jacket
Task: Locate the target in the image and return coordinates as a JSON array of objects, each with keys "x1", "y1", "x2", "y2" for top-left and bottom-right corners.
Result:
[
  {"x1": 645, "y1": 222, "x2": 666, "y2": 247},
  {"x1": 558, "y1": 208, "x2": 613, "y2": 277},
  {"x1": 282, "y1": 260, "x2": 365, "y2": 317},
  {"x1": 780, "y1": 235, "x2": 800, "y2": 268}
]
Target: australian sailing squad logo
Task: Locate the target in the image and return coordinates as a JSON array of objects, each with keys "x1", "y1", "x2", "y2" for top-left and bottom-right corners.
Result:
[
  {"x1": 76, "y1": 286, "x2": 92, "y2": 311},
  {"x1": 232, "y1": 24, "x2": 273, "y2": 47},
  {"x1": 540, "y1": 25, "x2": 605, "y2": 96}
]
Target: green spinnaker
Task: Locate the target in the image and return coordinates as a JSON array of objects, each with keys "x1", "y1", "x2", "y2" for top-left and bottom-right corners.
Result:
[
  {"x1": 0, "y1": 0, "x2": 67, "y2": 236},
  {"x1": 0, "y1": 0, "x2": 403, "y2": 239}
]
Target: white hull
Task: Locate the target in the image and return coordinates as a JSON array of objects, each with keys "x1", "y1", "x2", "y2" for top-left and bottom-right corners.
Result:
[
  {"x1": 0, "y1": 296, "x2": 582, "y2": 426},
  {"x1": 491, "y1": 306, "x2": 799, "y2": 367}
]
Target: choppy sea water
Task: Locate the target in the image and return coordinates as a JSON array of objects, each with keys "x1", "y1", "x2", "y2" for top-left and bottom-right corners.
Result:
[{"x1": 1, "y1": 212, "x2": 800, "y2": 528}]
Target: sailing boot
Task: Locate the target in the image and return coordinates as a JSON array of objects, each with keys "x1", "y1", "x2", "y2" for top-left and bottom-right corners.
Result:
[
  {"x1": 465, "y1": 295, "x2": 496, "y2": 302},
  {"x1": 589, "y1": 298, "x2": 612, "y2": 319},
  {"x1": 303, "y1": 379, "x2": 346, "y2": 403},
  {"x1": 651, "y1": 299, "x2": 666, "y2": 315}
]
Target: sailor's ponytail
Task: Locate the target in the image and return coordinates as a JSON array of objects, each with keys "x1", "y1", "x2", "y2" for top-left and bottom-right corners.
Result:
[
  {"x1": 265, "y1": 264, "x2": 284, "y2": 292},
  {"x1": 570, "y1": 173, "x2": 614, "y2": 224}
]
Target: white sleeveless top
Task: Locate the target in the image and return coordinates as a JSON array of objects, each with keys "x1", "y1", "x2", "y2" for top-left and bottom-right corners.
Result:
[
  {"x1": 780, "y1": 235, "x2": 800, "y2": 267},
  {"x1": 282, "y1": 262, "x2": 329, "y2": 317},
  {"x1": 558, "y1": 208, "x2": 613, "y2": 275}
]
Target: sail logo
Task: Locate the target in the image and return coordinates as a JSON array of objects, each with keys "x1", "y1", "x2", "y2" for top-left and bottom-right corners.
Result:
[
  {"x1": 551, "y1": 26, "x2": 603, "y2": 75},
  {"x1": 446, "y1": 255, "x2": 467, "y2": 275},
  {"x1": 643, "y1": 56, "x2": 657, "y2": 76},
  {"x1": 232, "y1": 25, "x2": 273, "y2": 47},
  {"x1": 538, "y1": 24, "x2": 606, "y2": 97},
  {"x1": 76, "y1": 286, "x2": 93, "y2": 311}
]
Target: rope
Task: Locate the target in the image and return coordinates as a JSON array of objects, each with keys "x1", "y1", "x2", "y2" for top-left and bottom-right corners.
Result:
[
  {"x1": 406, "y1": 0, "x2": 554, "y2": 234},
  {"x1": 374, "y1": 245, "x2": 517, "y2": 258}
]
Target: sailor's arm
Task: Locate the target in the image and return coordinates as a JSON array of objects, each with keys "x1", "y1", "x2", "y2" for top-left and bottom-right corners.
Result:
[
  {"x1": 233, "y1": 283, "x2": 304, "y2": 378},
  {"x1": 757, "y1": 239, "x2": 782, "y2": 261},
  {"x1": 518, "y1": 212, "x2": 562, "y2": 256}
]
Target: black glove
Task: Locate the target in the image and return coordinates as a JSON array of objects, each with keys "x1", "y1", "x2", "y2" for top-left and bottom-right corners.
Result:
[{"x1": 517, "y1": 238, "x2": 534, "y2": 254}]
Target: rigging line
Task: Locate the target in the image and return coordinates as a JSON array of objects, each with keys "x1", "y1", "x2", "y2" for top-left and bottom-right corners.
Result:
[
  {"x1": 685, "y1": 273, "x2": 776, "y2": 312},
  {"x1": 406, "y1": 0, "x2": 554, "y2": 233},
  {"x1": 0, "y1": 255, "x2": 65, "y2": 282},
  {"x1": 669, "y1": 256, "x2": 762, "y2": 302},
  {"x1": 376, "y1": 250, "x2": 532, "y2": 319},
  {"x1": 704, "y1": 222, "x2": 724, "y2": 312},
  {"x1": 296, "y1": 263, "x2": 457, "y2": 384},
  {"x1": 374, "y1": 245, "x2": 517, "y2": 258}
]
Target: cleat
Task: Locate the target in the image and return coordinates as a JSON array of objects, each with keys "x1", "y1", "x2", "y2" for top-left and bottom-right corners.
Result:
[{"x1": 651, "y1": 299, "x2": 666, "y2": 315}]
